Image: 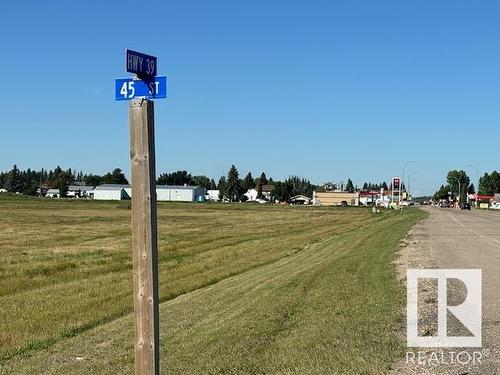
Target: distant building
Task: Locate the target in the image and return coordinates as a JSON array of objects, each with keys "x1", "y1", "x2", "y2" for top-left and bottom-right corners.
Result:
[
  {"x1": 244, "y1": 188, "x2": 258, "y2": 202},
  {"x1": 46, "y1": 189, "x2": 60, "y2": 198},
  {"x1": 205, "y1": 189, "x2": 220, "y2": 202},
  {"x1": 156, "y1": 185, "x2": 205, "y2": 202},
  {"x1": 359, "y1": 191, "x2": 391, "y2": 207},
  {"x1": 313, "y1": 191, "x2": 359, "y2": 206},
  {"x1": 94, "y1": 184, "x2": 131, "y2": 200},
  {"x1": 67, "y1": 185, "x2": 94, "y2": 198},
  {"x1": 290, "y1": 195, "x2": 312, "y2": 205},
  {"x1": 261, "y1": 184, "x2": 275, "y2": 201}
]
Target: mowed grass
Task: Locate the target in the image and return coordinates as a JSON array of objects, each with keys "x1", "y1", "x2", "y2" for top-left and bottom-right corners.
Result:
[{"x1": 0, "y1": 196, "x2": 426, "y2": 374}]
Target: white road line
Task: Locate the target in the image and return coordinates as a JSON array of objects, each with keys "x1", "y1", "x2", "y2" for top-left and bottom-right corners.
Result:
[{"x1": 449, "y1": 214, "x2": 500, "y2": 245}]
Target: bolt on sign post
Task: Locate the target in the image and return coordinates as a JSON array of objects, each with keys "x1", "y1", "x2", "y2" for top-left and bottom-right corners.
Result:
[{"x1": 116, "y1": 49, "x2": 167, "y2": 375}]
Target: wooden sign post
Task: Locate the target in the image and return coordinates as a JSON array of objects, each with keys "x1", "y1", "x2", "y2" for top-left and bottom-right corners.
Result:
[
  {"x1": 117, "y1": 49, "x2": 165, "y2": 374},
  {"x1": 129, "y1": 98, "x2": 160, "y2": 375}
]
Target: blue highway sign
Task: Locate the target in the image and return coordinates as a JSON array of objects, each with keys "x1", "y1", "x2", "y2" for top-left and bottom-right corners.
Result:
[
  {"x1": 126, "y1": 49, "x2": 157, "y2": 77},
  {"x1": 115, "y1": 76, "x2": 167, "y2": 101}
]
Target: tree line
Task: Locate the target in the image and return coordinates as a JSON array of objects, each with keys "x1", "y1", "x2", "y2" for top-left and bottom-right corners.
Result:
[
  {"x1": 1, "y1": 164, "x2": 400, "y2": 202},
  {"x1": 433, "y1": 169, "x2": 500, "y2": 202},
  {"x1": 0, "y1": 165, "x2": 128, "y2": 196},
  {"x1": 215, "y1": 165, "x2": 315, "y2": 202},
  {"x1": 478, "y1": 171, "x2": 500, "y2": 195}
]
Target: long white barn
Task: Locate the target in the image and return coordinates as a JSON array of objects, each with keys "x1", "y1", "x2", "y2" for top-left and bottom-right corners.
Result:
[
  {"x1": 156, "y1": 185, "x2": 205, "y2": 202},
  {"x1": 93, "y1": 184, "x2": 205, "y2": 202},
  {"x1": 93, "y1": 184, "x2": 131, "y2": 200}
]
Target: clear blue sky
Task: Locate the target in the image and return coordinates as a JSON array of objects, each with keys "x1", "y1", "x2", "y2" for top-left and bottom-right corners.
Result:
[{"x1": 1, "y1": 1, "x2": 499, "y2": 195}]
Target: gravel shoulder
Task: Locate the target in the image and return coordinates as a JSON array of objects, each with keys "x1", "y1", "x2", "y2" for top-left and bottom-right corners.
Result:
[{"x1": 391, "y1": 206, "x2": 500, "y2": 375}]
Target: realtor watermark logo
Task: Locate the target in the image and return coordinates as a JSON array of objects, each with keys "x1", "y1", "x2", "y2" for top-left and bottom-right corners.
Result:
[{"x1": 407, "y1": 269, "x2": 482, "y2": 348}]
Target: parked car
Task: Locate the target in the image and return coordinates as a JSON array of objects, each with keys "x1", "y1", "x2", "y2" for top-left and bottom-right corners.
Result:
[
  {"x1": 490, "y1": 202, "x2": 500, "y2": 210},
  {"x1": 460, "y1": 203, "x2": 471, "y2": 210}
]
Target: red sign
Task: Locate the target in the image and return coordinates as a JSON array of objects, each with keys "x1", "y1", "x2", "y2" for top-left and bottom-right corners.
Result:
[{"x1": 393, "y1": 178, "x2": 400, "y2": 190}]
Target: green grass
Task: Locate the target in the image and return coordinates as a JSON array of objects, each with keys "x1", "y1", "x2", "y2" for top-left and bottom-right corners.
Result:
[{"x1": 0, "y1": 197, "x2": 426, "y2": 374}]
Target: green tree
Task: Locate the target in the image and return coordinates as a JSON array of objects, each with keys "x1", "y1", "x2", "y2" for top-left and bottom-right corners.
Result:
[
  {"x1": 446, "y1": 170, "x2": 470, "y2": 202},
  {"x1": 192, "y1": 175, "x2": 211, "y2": 189},
  {"x1": 84, "y1": 174, "x2": 102, "y2": 187},
  {"x1": 225, "y1": 165, "x2": 241, "y2": 202},
  {"x1": 256, "y1": 172, "x2": 268, "y2": 198},
  {"x1": 6, "y1": 165, "x2": 23, "y2": 193},
  {"x1": 243, "y1": 172, "x2": 255, "y2": 191},
  {"x1": 210, "y1": 179, "x2": 217, "y2": 190},
  {"x1": 345, "y1": 178, "x2": 354, "y2": 193},
  {"x1": 479, "y1": 171, "x2": 500, "y2": 195},
  {"x1": 217, "y1": 176, "x2": 227, "y2": 200},
  {"x1": 157, "y1": 170, "x2": 192, "y2": 185},
  {"x1": 433, "y1": 184, "x2": 451, "y2": 201},
  {"x1": 273, "y1": 181, "x2": 283, "y2": 202},
  {"x1": 102, "y1": 168, "x2": 128, "y2": 185}
]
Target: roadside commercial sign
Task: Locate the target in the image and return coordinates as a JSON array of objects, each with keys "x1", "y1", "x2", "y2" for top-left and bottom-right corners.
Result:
[
  {"x1": 393, "y1": 178, "x2": 400, "y2": 190},
  {"x1": 115, "y1": 76, "x2": 167, "y2": 101},
  {"x1": 126, "y1": 49, "x2": 157, "y2": 77}
]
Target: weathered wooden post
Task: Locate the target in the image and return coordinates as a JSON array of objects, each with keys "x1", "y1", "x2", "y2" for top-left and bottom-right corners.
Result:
[
  {"x1": 129, "y1": 98, "x2": 160, "y2": 375},
  {"x1": 116, "y1": 49, "x2": 167, "y2": 375}
]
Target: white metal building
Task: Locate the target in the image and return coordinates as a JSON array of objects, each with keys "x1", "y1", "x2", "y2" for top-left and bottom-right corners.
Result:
[
  {"x1": 67, "y1": 185, "x2": 94, "y2": 198},
  {"x1": 156, "y1": 185, "x2": 205, "y2": 202},
  {"x1": 205, "y1": 189, "x2": 220, "y2": 201},
  {"x1": 46, "y1": 189, "x2": 60, "y2": 198},
  {"x1": 94, "y1": 184, "x2": 131, "y2": 200}
]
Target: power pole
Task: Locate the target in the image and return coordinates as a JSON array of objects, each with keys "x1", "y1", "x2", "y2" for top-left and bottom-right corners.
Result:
[{"x1": 129, "y1": 98, "x2": 160, "y2": 375}]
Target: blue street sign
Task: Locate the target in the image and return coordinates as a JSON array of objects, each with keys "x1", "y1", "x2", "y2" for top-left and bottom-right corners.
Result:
[
  {"x1": 115, "y1": 76, "x2": 167, "y2": 101},
  {"x1": 126, "y1": 49, "x2": 157, "y2": 77}
]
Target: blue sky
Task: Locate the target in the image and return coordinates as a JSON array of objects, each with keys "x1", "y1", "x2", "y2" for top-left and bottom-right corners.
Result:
[{"x1": 1, "y1": 1, "x2": 499, "y2": 195}]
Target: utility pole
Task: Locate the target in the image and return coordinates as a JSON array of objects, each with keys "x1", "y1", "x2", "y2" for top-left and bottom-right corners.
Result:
[{"x1": 130, "y1": 98, "x2": 160, "y2": 375}]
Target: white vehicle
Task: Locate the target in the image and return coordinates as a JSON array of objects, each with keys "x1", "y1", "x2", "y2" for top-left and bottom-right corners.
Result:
[{"x1": 490, "y1": 202, "x2": 500, "y2": 210}]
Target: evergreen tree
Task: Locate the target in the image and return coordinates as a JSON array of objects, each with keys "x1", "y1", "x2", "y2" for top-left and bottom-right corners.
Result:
[
  {"x1": 217, "y1": 176, "x2": 227, "y2": 200},
  {"x1": 345, "y1": 178, "x2": 354, "y2": 193},
  {"x1": 225, "y1": 165, "x2": 241, "y2": 202},
  {"x1": 84, "y1": 174, "x2": 102, "y2": 187},
  {"x1": 273, "y1": 181, "x2": 283, "y2": 202},
  {"x1": 210, "y1": 179, "x2": 217, "y2": 190},
  {"x1": 256, "y1": 172, "x2": 268, "y2": 198},
  {"x1": 7, "y1": 165, "x2": 24, "y2": 193},
  {"x1": 433, "y1": 184, "x2": 451, "y2": 201},
  {"x1": 479, "y1": 171, "x2": 500, "y2": 195},
  {"x1": 243, "y1": 172, "x2": 255, "y2": 191}
]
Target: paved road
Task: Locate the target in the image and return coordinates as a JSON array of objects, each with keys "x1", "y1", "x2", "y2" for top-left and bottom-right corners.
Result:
[{"x1": 394, "y1": 206, "x2": 500, "y2": 374}]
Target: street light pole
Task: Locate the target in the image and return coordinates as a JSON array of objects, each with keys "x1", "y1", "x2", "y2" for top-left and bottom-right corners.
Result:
[
  {"x1": 408, "y1": 171, "x2": 419, "y2": 201},
  {"x1": 401, "y1": 160, "x2": 416, "y2": 205},
  {"x1": 452, "y1": 176, "x2": 461, "y2": 206},
  {"x1": 466, "y1": 164, "x2": 480, "y2": 206}
]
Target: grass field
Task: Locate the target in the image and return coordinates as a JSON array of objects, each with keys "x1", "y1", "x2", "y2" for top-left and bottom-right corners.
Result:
[{"x1": 0, "y1": 196, "x2": 426, "y2": 374}]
